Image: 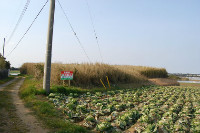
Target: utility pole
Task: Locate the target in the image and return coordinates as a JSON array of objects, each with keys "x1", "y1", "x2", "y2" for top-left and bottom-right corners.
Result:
[
  {"x1": 43, "y1": 0, "x2": 55, "y2": 94},
  {"x1": 3, "y1": 38, "x2": 5, "y2": 57}
]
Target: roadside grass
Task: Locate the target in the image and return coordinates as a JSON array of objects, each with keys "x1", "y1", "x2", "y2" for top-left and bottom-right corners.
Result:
[
  {"x1": 0, "y1": 76, "x2": 15, "y2": 85},
  {"x1": 50, "y1": 82, "x2": 150, "y2": 96},
  {"x1": 19, "y1": 76, "x2": 89, "y2": 133},
  {"x1": 0, "y1": 79, "x2": 28, "y2": 133}
]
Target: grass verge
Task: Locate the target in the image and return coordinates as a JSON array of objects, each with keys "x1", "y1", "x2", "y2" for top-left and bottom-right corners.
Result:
[{"x1": 19, "y1": 76, "x2": 89, "y2": 133}]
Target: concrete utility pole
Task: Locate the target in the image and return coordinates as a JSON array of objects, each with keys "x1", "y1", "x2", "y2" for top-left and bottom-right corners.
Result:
[
  {"x1": 3, "y1": 38, "x2": 5, "y2": 57},
  {"x1": 43, "y1": 0, "x2": 55, "y2": 94}
]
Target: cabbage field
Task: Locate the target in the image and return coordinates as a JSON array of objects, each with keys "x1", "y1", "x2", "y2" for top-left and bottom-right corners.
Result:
[{"x1": 48, "y1": 86, "x2": 200, "y2": 132}]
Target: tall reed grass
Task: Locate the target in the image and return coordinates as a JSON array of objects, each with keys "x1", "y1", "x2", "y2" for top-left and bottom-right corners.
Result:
[
  {"x1": 20, "y1": 63, "x2": 168, "y2": 86},
  {"x1": 115, "y1": 65, "x2": 168, "y2": 78}
]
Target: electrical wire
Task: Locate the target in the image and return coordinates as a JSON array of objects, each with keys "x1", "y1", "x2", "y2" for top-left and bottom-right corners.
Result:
[
  {"x1": 85, "y1": 0, "x2": 103, "y2": 62},
  {"x1": 6, "y1": 0, "x2": 49, "y2": 57},
  {"x1": 57, "y1": 0, "x2": 91, "y2": 63},
  {"x1": 6, "y1": 0, "x2": 31, "y2": 45},
  {"x1": 6, "y1": 0, "x2": 25, "y2": 39}
]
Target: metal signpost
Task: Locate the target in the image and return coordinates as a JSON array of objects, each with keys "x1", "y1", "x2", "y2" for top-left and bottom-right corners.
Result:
[{"x1": 61, "y1": 71, "x2": 73, "y2": 86}]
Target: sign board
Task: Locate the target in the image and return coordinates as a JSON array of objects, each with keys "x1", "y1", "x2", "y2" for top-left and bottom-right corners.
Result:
[{"x1": 61, "y1": 71, "x2": 73, "y2": 80}]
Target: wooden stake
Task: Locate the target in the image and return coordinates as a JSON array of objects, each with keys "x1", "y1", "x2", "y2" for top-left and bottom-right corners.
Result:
[{"x1": 63, "y1": 80, "x2": 65, "y2": 86}]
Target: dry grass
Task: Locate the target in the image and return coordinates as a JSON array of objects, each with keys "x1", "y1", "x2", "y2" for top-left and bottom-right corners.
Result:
[{"x1": 20, "y1": 63, "x2": 168, "y2": 87}]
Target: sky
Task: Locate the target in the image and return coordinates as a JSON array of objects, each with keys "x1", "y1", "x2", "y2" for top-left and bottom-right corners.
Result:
[{"x1": 0, "y1": 0, "x2": 200, "y2": 73}]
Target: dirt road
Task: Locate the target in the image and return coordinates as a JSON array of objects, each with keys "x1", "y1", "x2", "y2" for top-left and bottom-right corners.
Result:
[
  {"x1": 0, "y1": 78, "x2": 17, "y2": 90},
  {"x1": 0, "y1": 78, "x2": 49, "y2": 133}
]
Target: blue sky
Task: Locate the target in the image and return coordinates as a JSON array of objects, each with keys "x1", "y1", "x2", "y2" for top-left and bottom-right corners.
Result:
[{"x1": 0, "y1": 0, "x2": 200, "y2": 73}]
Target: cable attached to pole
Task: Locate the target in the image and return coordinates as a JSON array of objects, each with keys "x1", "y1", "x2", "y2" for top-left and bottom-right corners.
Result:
[
  {"x1": 6, "y1": 0, "x2": 49, "y2": 57},
  {"x1": 6, "y1": 0, "x2": 31, "y2": 45},
  {"x1": 57, "y1": 0, "x2": 91, "y2": 63},
  {"x1": 85, "y1": 0, "x2": 103, "y2": 62}
]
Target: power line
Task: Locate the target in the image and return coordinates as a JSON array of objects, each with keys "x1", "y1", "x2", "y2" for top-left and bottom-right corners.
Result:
[
  {"x1": 6, "y1": 0, "x2": 24, "y2": 39},
  {"x1": 57, "y1": 0, "x2": 91, "y2": 63},
  {"x1": 6, "y1": 0, "x2": 31, "y2": 45},
  {"x1": 6, "y1": 0, "x2": 49, "y2": 57},
  {"x1": 85, "y1": 0, "x2": 103, "y2": 62}
]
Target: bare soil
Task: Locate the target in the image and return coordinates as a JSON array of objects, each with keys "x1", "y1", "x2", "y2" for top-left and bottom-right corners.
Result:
[
  {"x1": 149, "y1": 78, "x2": 180, "y2": 86},
  {"x1": 180, "y1": 82, "x2": 200, "y2": 87}
]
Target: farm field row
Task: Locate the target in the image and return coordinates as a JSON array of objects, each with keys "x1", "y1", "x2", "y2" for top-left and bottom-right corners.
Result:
[{"x1": 48, "y1": 86, "x2": 200, "y2": 132}]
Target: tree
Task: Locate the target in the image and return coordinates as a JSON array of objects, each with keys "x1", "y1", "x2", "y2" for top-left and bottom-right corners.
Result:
[{"x1": 0, "y1": 54, "x2": 10, "y2": 69}]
